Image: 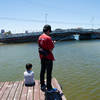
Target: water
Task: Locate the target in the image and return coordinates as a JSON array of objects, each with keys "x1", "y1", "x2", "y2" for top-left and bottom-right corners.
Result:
[
  {"x1": 74, "y1": 35, "x2": 79, "y2": 40},
  {"x1": 0, "y1": 40, "x2": 100, "y2": 100}
]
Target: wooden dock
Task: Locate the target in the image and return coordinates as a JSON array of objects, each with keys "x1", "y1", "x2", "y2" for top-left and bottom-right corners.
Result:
[{"x1": 0, "y1": 78, "x2": 66, "y2": 100}]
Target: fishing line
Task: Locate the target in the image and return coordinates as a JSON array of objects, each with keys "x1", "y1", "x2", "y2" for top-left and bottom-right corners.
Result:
[
  {"x1": 55, "y1": 35, "x2": 73, "y2": 43},
  {"x1": 36, "y1": 35, "x2": 73, "y2": 43}
]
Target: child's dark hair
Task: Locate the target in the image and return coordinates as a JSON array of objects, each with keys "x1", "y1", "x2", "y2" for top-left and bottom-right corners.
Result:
[{"x1": 26, "y1": 63, "x2": 32, "y2": 70}]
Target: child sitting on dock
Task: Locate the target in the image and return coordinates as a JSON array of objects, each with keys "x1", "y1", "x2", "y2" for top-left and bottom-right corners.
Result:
[{"x1": 24, "y1": 63, "x2": 35, "y2": 87}]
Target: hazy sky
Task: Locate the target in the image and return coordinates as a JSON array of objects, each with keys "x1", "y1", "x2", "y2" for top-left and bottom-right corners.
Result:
[{"x1": 0, "y1": 0, "x2": 100, "y2": 33}]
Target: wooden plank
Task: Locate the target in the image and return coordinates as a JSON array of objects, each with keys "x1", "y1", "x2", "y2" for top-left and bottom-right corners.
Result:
[
  {"x1": 51, "y1": 79, "x2": 61, "y2": 100},
  {"x1": 13, "y1": 81, "x2": 24, "y2": 100},
  {"x1": 7, "y1": 81, "x2": 19, "y2": 100},
  {"x1": 40, "y1": 80, "x2": 45, "y2": 100},
  {"x1": 43, "y1": 79, "x2": 61, "y2": 100},
  {"x1": 52, "y1": 78, "x2": 67, "y2": 100},
  {"x1": 0, "y1": 82, "x2": 4, "y2": 91},
  {"x1": 34, "y1": 80, "x2": 40, "y2": 100},
  {"x1": 0, "y1": 82, "x2": 9, "y2": 100},
  {"x1": 0, "y1": 78, "x2": 66, "y2": 100},
  {"x1": 27, "y1": 87, "x2": 33, "y2": 100},
  {"x1": 20, "y1": 83, "x2": 28, "y2": 100},
  {"x1": 1, "y1": 82, "x2": 13, "y2": 100},
  {"x1": 40, "y1": 89, "x2": 45, "y2": 100}
]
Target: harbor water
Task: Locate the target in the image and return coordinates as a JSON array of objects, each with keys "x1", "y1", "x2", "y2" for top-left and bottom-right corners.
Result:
[{"x1": 0, "y1": 40, "x2": 100, "y2": 100}]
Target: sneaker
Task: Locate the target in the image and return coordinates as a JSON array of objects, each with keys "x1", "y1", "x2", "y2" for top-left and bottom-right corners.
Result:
[
  {"x1": 47, "y1": 88, "x2": 57, "y2": 93},
  {"x1": 41, "y1": 84, "x2": 46, "y2": 91}
]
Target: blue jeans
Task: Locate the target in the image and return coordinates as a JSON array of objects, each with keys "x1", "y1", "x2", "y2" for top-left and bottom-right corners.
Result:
[{"x1": 40, "y1": 58, "x2": 53, "y2": 89}]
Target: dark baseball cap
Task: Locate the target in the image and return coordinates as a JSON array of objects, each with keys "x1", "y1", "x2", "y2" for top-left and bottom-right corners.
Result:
[{"x1": 43, "y1": 24, "x2": 52, "y2": 32}]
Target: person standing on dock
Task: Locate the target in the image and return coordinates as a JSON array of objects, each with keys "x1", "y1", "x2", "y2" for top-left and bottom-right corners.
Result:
[{"x1": 38, "y1": 24, "x2": 57, "y2": 92}]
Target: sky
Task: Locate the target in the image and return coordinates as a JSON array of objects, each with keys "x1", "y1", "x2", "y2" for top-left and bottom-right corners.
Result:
[{"x1": 0, "y1": 0, "x2": 100, "y2": 33}]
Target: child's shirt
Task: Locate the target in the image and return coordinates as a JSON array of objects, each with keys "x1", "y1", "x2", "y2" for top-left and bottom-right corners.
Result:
[{"x1": 24, "y1": 70, "x2": 34, "y2": 85}]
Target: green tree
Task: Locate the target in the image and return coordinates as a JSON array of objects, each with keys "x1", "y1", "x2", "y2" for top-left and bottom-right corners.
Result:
[{"x1": 5, "y1": 31, "x2": 12, "y2": 35}]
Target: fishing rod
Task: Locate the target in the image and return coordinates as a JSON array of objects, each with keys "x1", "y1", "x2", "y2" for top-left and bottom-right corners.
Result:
[
  {"x1": 36, "y1": 35, "x2": 73, "y2": 43},
  {"x1": 54, "y1": 35, "x2": 73, "y2": 43}
]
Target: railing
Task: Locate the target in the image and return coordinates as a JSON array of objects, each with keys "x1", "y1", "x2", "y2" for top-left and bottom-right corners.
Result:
[{"x1": 0, "y1": 29, "x2": 100, "y2": 38}]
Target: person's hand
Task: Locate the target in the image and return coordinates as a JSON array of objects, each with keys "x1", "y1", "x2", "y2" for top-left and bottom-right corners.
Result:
[{"x1": 53, "y1": 40, "x2": 56, "y2": 44}]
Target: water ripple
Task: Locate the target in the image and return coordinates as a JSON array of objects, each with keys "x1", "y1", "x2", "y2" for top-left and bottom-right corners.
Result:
[{"x1": 0, "y1": 41, "x2": 100, "y2": 100}]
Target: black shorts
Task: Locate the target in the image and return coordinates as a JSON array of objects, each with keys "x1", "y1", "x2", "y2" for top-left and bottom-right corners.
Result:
[{"x1": 25, "y1": 82, "x2": 35, "y2": 87}]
